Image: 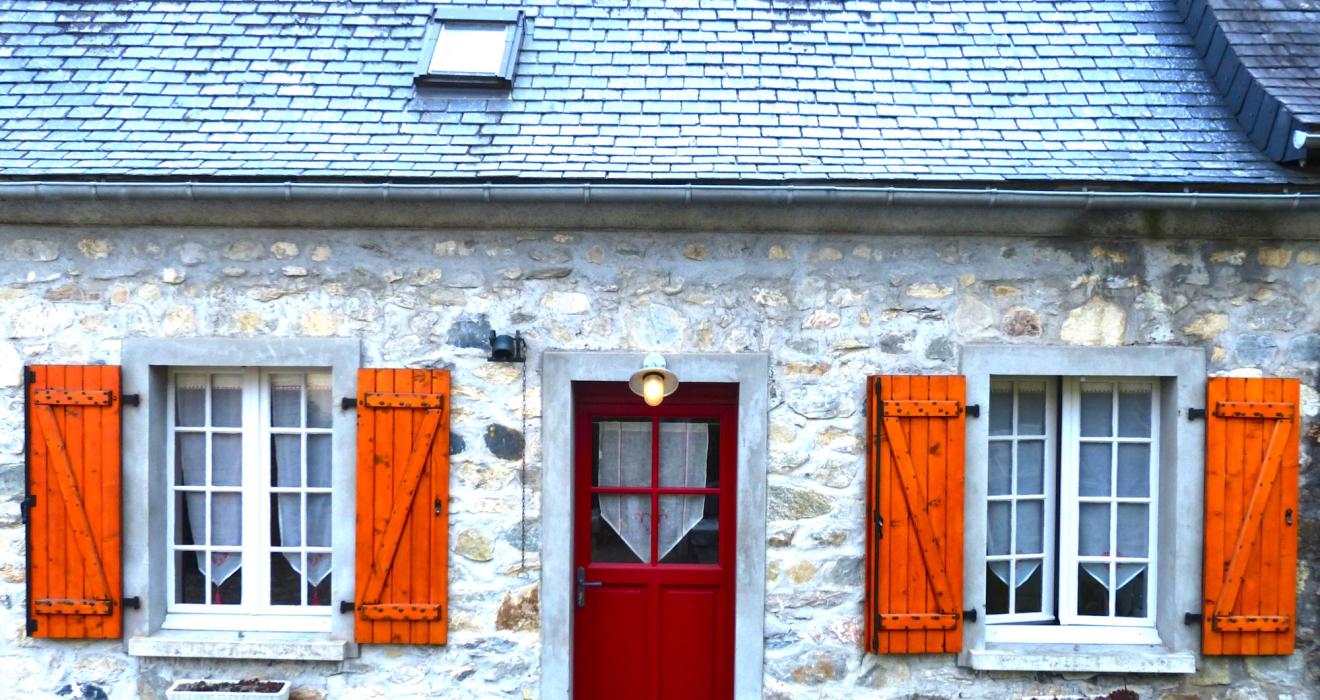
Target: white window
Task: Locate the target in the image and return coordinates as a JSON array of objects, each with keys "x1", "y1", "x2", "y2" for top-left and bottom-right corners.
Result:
[
  {"x1": 416, "y1": 8, "x2": 525, "y2": 87},
  {"x1": 960, "y1": 346, "x2": 1203, "y2": 674},
  {"x1": 985, "y1": 377, "x2": 1160, "y2": 644},
  {"x1": 165, "y1": 369, "x2": 335, "y2": 633}
]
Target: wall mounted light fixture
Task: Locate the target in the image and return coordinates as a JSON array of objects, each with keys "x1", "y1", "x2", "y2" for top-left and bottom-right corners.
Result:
[
  {"x1": 488, "y1": 331, "x2": 526, "y2": 363},
  {"x1": 629, "y1": 353, "x2": 678, "y2": 406}
]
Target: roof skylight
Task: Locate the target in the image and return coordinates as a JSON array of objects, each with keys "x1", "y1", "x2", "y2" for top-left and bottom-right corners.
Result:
[{"x1": 417, "y1": 8, "x2": 525, "y2": 87}]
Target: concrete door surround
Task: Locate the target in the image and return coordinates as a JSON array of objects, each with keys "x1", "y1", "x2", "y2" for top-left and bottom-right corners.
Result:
[{"x1": 540, "y1": 352, "x2": 769, "y2": 700}]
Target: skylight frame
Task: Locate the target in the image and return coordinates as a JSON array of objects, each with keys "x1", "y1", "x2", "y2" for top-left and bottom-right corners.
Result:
[{"x1": 416, "y1": 7, "x2": 525, "y2": 88}]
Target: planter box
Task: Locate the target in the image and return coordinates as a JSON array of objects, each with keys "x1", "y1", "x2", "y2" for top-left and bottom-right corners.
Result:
[{"x1": 166, "y1": 680, "x2": 291, "y2": 700}]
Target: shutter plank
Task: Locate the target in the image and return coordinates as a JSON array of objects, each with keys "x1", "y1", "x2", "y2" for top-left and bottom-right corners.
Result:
[
  {"x1": 1202, "y1": 376, "x2": 1227, "y2": 655},
  {"x1": 353, "y1": 368, "x2": 378, "y2": 644}
]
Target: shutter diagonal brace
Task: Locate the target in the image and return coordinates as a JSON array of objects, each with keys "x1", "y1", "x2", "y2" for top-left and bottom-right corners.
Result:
[
  {"x1": 879, "y1": 415, "x2": 957, "y2": 627},
  {"x1": 360, "y1": 406, "x2": 444, "y2": 607},
  {"x1": 1213, "y1": 416, "x2": 1292, "y2": 629},
  {"x1": 33, "y1": 404, "x2": 113, "y2": 610}
]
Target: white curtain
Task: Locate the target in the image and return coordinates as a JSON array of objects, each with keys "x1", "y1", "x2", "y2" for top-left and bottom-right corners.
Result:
[
  {"x1": 177, "y1": 374, "x2": 243, "y2": 588},
  {"x1": 273, "y1": 374, "x2": 333, "y2": 588},
  {"x1": 597, "y1": 421, "x2": 708, "y2": 562}
]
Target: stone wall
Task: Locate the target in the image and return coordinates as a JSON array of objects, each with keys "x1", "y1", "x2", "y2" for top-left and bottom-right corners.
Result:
[{"x1": 0, "y1": 226, "x2": 1316, "y2": 700}]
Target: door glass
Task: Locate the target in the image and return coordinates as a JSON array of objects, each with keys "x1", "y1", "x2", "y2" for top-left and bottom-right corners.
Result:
[
  {"x1": 658, "y1": 419, "x2": 718, "y2": 488},
  {"x1": 593, "y1": 419, "x2": 652, "y2": 488},
  {"x1": 592, "y1": 493, "x2": 651, "y2": 563},
  {"x1": 658, "y1": 495, "x2": 718, "y2": 563}
]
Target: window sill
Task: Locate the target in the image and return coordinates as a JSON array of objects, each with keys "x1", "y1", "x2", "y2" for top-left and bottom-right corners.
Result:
[
  {"x1": 960, "y1": 644, "x2": 1195, "y2": 674},
  {"x1": 127, "y1": 629, "x2": 350, "y2": 662}
]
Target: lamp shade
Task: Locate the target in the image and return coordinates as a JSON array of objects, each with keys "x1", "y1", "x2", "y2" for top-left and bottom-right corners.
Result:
[{"x1": 628, "y1": 353, "x2": 679, "y2": 404}]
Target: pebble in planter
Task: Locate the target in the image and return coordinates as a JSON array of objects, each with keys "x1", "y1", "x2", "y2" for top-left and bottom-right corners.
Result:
[{"x1": 166, "y1": 679, "x2": 291, "y2": 700}]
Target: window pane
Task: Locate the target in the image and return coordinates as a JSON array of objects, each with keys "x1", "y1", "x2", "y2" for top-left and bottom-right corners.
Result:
[
  {"x1": 989, "y1": 384, "x2": 1014, "y2": 436},
  {"x1": 307, "y1": 553, "x2": 331, "y2": 606},
  {"x1": 987, "y1": 501, "x2": 1010, "y2": 555},
  {"x1": 592, "y1": 494, "x2": 650, "y2": 563},
  {"x1": 176, "y1": 433, "x2": 206, "y2": 486},
  {"x1": 1079, "y1": 383, "x2": 1113, "y2": 437},
  {"x1": 1016, "y1": 500, "x2": 1043, "y2": 554},
  {"x1": 211, "y1": 553, "x2": 242, "y2": 605},
  {"x1": 270, "y1": 553, "x2": 302, "y2": 606},
  {"x1": 307, "y1": 373, "x2": 333, "y2": 429},
  {"x1": 1117, "y1": 384, "x2": 1152, "y2": 437},
  {"x1": 1016, "y1": 440, "x2": 1044, "y2": 495},
  {"x1": 1016, "y1": 382, "x2": 1046, "y2": 435},
  {"x1": 1079, "y1": 443, "x2": 1112, "y2": 497},
  {"x1": 658, "y1": 420, "x2": 716, "y2": 488},
  {"x1": 1115, "y1": 565, "x2": 1148, "y2": 617},
  {"x1": 1016, "y1": 561, "x2": 1043, "y2": 613},
  {"x1": 175, "y1": 549, "x2": 205, "y2": 604},
  {"x1": 307, "y1": 434, "x2": 332, "y2": 488},
  {"x1": 175, "y1": 375, "x2": 207, "y2": 426},
  {"x1": 985, "y1": 562, "x2": 1009, "y2": 615},
  {"x1": 275, "y1": 493, "x2": 301, "y2": 546},
  {"x1": 594, "y1": 420, "x2": 652, "y2": 488},
  {"x1": 307, "y1": 494, "x2": 331, "y2": 547},
  {"x1": 271, "y1": 374, "x2": 302, "y2": 428},
  {"x1": 176, "y1": 491, "x2": 202, "y2": 546},
  {"x1": 273, "y1": 434, "x2": 302, "y2": 487},
  {"x1": 1078, "y1": 503, "x2": 1109, "y2": 556},
  {"x1": 988, "y1": 442, "x2": 1012, "y2": 496},
  {"x1": 1116, "y1": 503, "x2": 1149, "y2": 558},
  {"x1": 1077, "y1": 563, "x2": 1110, "y2": 616},
  {"x1": 1116, "y1": 444, "x2": 1150, "y2": 498},
  {"x1": 430, "y1": 22, "x2": 509, "y2": 75},
  {"x1": 659, "y1": 495, "x2": 719, "y2": 564},
  {"x1": 210, "y1": 375, "x2": 243, "y2": 427},
  {"x1": 212, "y1": 433, "x2": 242, "y2": 487},
  {"x1": 211, "y1": 493, "x2": 242, "y2": 546}
]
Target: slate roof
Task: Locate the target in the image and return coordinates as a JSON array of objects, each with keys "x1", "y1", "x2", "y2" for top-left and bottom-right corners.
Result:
[
  {"x1": 0, "y1": 0, "x2": 1314, "y2": 184},
  {"x1": 1206, "y1": 0, "x2": 1320, "y2": 126}
]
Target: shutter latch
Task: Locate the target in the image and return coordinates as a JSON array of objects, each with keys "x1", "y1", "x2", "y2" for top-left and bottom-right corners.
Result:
[{"x1": 20, "y1": 495, "x2": 35, "y2": 523}]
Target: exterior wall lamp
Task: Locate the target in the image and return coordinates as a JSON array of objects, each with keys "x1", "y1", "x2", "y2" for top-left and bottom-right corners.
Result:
[
  {"x1": 628, "y1": 353, "x2": 679, "y2": 406},
  {"x1": 488, "y1": 331, "x2": 526, "y2": 363}
]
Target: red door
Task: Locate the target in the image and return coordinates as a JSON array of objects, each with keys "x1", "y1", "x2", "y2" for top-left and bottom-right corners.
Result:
[{"x1": 573, "y1": 382, "x2": 737, "y2": 700}]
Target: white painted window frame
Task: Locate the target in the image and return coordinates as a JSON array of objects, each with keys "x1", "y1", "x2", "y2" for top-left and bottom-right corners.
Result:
[
  {"x1": 121, "y1": 339, "x2": 360, "y2": 661},
  {"x1": 984, "y1": 377, "x2": 1058, "y2": 625},
  {"x1": 163, "y1": 368, "x2": 333, "y2": 633},
  {"x1": 960, "y1": 346, "x2": 1204, "y2": 674},
  {"x1": 1058, "y1": 377, "x2": 1160, "y2": 633}
]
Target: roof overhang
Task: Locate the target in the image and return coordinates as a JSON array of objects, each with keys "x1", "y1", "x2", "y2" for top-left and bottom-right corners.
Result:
[{"x1": 2, "y1": 180, "x2": 1320, "y2": 239}]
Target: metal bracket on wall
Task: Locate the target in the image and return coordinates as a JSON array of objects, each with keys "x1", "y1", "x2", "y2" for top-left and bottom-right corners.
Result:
[
  {"x1": 964, "y1": 404, "x2": 981, "y2": 418},
  {"x1": 340, "y1": 397, "x2": 357, "y2": 411},
  {"x1": 1184, "y1": 612, "x2": 1203, "y2": 625},
  {"x1": 1187, "y1": 408, "x2": 1206, "y2": 421},
  {"x1": 339, "y1": 600, "x2": 355, "y2": 614},
  {"x1": 121, "y1": 393, "x2": 140, "y2": 407}
]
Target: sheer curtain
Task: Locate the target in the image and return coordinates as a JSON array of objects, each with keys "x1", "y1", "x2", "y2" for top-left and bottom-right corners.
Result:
[
  {"x1": 597, "y1": 422, "x2": 708, "y2": 562},
  {"x1": 177, "y1": 375, "x2": 243, "y2": 590},
  {"x1": 272, "y1": 374, "x2": 333, "y2": 590}
]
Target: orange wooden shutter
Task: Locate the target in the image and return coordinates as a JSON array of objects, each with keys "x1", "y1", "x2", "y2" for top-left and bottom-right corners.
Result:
[
  {"x1": 865, "y1": 375, "x2": 965, "y2": 654},
  {"x1": 25, "y1": 365, "x2": 123, "y2": 639},
  {"x1": 1201, "y1": 377, "x2": 1300, "y2": 655},
  {"x1": 354, "y1": 368, "x2": 451, "y2": 644}
]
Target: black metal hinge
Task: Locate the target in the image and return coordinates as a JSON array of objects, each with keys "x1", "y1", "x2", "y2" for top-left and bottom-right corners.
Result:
[
  {"x1": 20, "y1": 495, "x2": 36, "y2": 524},
  {"x1": 1184, "y1": 612, "x2": 1203, "y2": 625},
  {"x1": 1187, "y1": 408, "x2": 1206, "y2": 421}
]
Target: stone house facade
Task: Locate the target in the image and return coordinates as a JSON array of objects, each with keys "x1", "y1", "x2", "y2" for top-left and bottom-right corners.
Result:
[{"x1": 0, "y1": 2, "x2": 1318, "y2": 700}]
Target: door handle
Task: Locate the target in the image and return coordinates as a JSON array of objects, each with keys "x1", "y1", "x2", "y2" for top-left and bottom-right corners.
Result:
[{"x1": 576, "y1": 566, "x2": 603, "y2": 608}]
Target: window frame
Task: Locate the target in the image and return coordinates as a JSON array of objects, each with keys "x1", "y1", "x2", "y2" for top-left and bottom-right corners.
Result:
[
  {"x1": 416, "y1": 7, "x2": 525, "y2": 87},
  {"x1": 121, "y1": 339, "x2": 360, "y2": 660},
  {"x1": 959, "y1": 346, "x2": 1204, "y2": 674},
  {"x1": 164, "y1": 367, "x2": 335, "y2": 632}
]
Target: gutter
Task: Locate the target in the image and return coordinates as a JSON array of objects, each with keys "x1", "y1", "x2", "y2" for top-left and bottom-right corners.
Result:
[
  {"x1": 1, "y1": 180, "x2": 1319, "y2": 211},
  {"x1": 1294, "y1": 129, "x2": 1319, "y2": 151}
]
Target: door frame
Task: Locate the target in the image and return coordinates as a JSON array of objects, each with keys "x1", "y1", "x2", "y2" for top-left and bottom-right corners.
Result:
[{"x1": 541, "y1": 352, "x2": 769, "y2": 700}]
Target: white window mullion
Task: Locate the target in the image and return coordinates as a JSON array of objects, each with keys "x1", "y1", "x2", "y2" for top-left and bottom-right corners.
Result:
[
  {"x1": 1058, "y1": 378, "x2": 1081, "y2": 626},
  {"x1": 243, "y1": 368, "x2": 266, "y2": 610},
  {"x1": 166, "y1": 377, "x2": 178, "y2": 610}
]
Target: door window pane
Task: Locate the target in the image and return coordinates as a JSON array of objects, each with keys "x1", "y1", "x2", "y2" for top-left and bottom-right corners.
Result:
[
  {"x1": 1115, "y1": 565, "x2": 1148, "y2": 617},
  {"x1": 1116, "y1": 504, "x2": 1148, "y2": 558},
  {"x1": 1117, "y1": 384, "x2": 1152, "y2": 437},
  {"x1": 658, "y1": 420, "x2": 717, "y2": 488},
  {"x1": 987, "y1": 502, "x2": 1011, "y2": 555},
  {"x1": 592, "y1": 494, "x2": 650, "y2": 563},
  {"x1": 659, "y1": 495, "x2": 719, "y2": 564},
  {"x1": 1016, "y1": 440, "x2": 1044, "y2": 495},
  {"x1": 1078, "y1": 504, "x2": 1109, "y2": 556},
  {"x1": 594, "y1": 420, "x2": 653, "y2": 488},
  {"x1": 988, "y1": 442, "x2": 1012, "y2": 496},
  {"x1": 211, "y1": 375, "x2": 243, "y2": 427},
  {"x1": 989, "y1": 384, "x2": 1014, "y2": 436},
  {"x1": 1077, "y1": 563, "x2": 1109, "y2": 616},
  {"x1": 1016, "y1": 382, "x2": 1047, "y2": 435},
  {"x1": 1079, "y1": 383, "x2": 1113, "y2": 437},
  {"x1": 1016, "y1": 500, "x2": 1044, "y2": 554},
  {"x1": 1116, "y1": 444, "x2": 1150, "y2": 498},
  {"x1": 175, "y1": 375, "x2": 207, "y2": 426},
  {"x1": 1079, "y1": 443, "x2": 1111, "y2": 497},
  {"x1": 1016, "y1": 562, "x2": 1043, "y2": 613}
]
